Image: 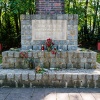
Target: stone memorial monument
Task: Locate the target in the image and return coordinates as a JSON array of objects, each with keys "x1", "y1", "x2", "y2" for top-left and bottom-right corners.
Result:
[{"x1": 1, "y1": 0, "x2": 100, "y2": 88}]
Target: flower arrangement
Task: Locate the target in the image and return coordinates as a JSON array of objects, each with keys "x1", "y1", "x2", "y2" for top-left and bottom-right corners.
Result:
[
  {"x1": 45, "y1": 38, "x2": 54, "y2": 51},
  {"x1": 20, "y1": 51, "x2": 28, "y2": 58}
]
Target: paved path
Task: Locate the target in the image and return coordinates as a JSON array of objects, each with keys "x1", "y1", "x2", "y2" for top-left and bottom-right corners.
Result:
[{"x1": 0, "y1": 88, "x2": 100, "y2": 100}]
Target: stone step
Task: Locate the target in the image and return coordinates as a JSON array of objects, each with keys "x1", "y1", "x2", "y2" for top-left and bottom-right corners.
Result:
[{"x1": 0, "y1": 69, "x2": 100, "y2": 88}]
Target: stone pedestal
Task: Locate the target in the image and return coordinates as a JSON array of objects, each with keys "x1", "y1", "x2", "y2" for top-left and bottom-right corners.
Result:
[{"x1": 2, "y1": 50, "x2": 97, "y2": 69}]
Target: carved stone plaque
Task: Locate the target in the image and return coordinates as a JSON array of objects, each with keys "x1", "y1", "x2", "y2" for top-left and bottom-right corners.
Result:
[{"x1": 32, "y1": 20, "x2": 67, "y2": 40}]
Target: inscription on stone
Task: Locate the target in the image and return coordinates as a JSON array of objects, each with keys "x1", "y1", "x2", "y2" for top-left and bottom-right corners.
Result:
[{"x1": 32, "y1": 20, "x2": 67, "y2": 40}]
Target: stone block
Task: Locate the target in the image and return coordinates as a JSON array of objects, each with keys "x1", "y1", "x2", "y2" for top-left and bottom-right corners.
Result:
[
  {"x1": 58, "y1": 45, "x2": 63, "y2": 50},
  {"x1": 34, "y1": 58, "x2": 40, "y2": 64},
  {"x1": 63, "y1": 45, "x2": 68, "y2": 51},
  {"x1": 35, "y1": 14, "x2": 41, "y2": 19},
  {"x1": 57, "y1": 14, "x2": 63, "y2": 19},
  {"x1": 28, "y1": 52, "x2": 33, "y2": 58},
  {"x1": 77, "y1": 62, "x2": 84, "y2": 69},
  {"x1": 40, "y1": 58, "x2": 45, "y2": 63},
  {"x1": 50, "y1": 58, "x2": 56, "y2": 63},
  {"x1": 41, "y1": 14, "x2": 47, "y2": 19},
  {"x1": 36, "y1": 73, "x2": 42, "y2": 80},
  {"x1": 42, "y1": 73, "x2": 49, "y2": 80},
  {"x1": 87, "y1": 58, "x2": 92, "y2": 63},
  {"x1": 61, "y1": 52, "x2": 67, "y2": 58},
  {"x1": 83, "y1": 52, "x2": 90, "y2": 58},
  {"x1": 68, "y1": 19, "x2": 74, "y2": 25},
  {"x1": 93, "y1": 75, "x2": 99, "y2": 81},
  {"x1": 72, "y1": 74, "x2": 78, "y2": 80},
  {"x1": 21, "y1": 45, "x2": 32, "y2": 50},
  {"x1": 63, "y1": 14, "x2": 68, "y2": 20},
  {"x1": 9, "y1": 63, "x2": 15, "y2": 68},
  {"x1": 56, "y1": 73, "x2": 63, "y2": 80},
  {"x1": 63, "y1": 74, "x2": 72, "y2": 81},
  {"x1": 52, "y1": 14, "x2": 57, "y2": 19},
  {"x1": 7, "y1": 73, "x2": 14, "y2": 80},
  {"x1": 72, "y1": 58, "x2": 77, "y2": 63},
  {"x1": 77, "y1": 52, "x2": 83, "y2": 58},
  {"x1": 26, "y1": 35, "x2": 32, "y2": 40},
  {"x1": 0, "y1": 73, "x2": 6, "y2": 79},
  {"x1": 67, "y1": 51, "x2": 74, "y2": 58},
  {"x1": 56, "y1": 52, "x2": 61, "y2": 58},
  {"x1": 21, "y1": 20, "x2": 31, "y2": 25},
  {"x1": 66, "y1": 63, "x2": 73, "y2": 69},
  {"x1": 33, "y1": 51, "x2": 38, "y2": 58},
  {"x1": 15, "y1": 73, "x2": 21, "y2": 81},
  {"x1": 69, "y1": 40, "x2": 77, "y2": 45},
  {"x1": 50, "y1": 62, "x2": 56, "y2": 68},
  {"x1": 67, "y1": 35, "x2": 73, "y2": 40},
  {"x1": 68, "y1": 45, "x2": 72, "y2": 51},
  {"x1": 2, "y1": 63, "x2": 9, "y2": 68},
  {"x1": 22, "y1": 73, "x2": 28, "y2": 81},
  {"x1": 73, "y1": 19, "x2": 78, "y2": 25},
  {"x1": 50, "y1": 53, "x2": 56, "y2": 58},
  {"x1": 61, "y1": 63, "x2": 66, "y2": 69},
  {"x1": 72, "y1": 63, "x2": 77, "y2": 68},
  {"x1": 91, "y1": 62, "x2": 97, "y2": 69},
  {"x1": 32, "y1": 45, "x2": 41, "y2": 50},
  {"x1": 49, "y1": 72, "x2": 56, "y2": 80},
  {"x1": 60, "y1": 58, "x2": 66, "y2": 64},
  {"x1": 78, "y1": 74, "x2": 86, "y2": 87},
  {"x1": 44, "y1": 61, "x2": 50, "y2": 69},
  {"x1": 84, "y1": 63, "x2": 91, "y2": 69},
  {"x1": 90, "y1": 52, "x2": 97, "y2": 59},
  {"x1": 80, "y1": 58, "x2": 87, "y2": 63},
  {"x1": 86, "y1": 74, "x2": 92, "y2": 80},
  {"x1": 8, "y1": 51, "x2": 14, "y2": 57},
  {"x1": 38, "y1": 51, "x2": 44, "y2": 58},
  {"x1": 25, "y1": 15, "x2": 31, "y2": 20},
  {"x1": 2, "y1": 57, "x2": 7, "y2": 63},
  {"x1": 2, "y1": 51, "x2": 8, "y2": 57},
  {"x1": 30, "y1": 15, "x2": 35, "y2": 20},
  {"x1": 29, "y1": 73, "x2": 35, "y2": 81},
  {"x1": 14, "y1": 52, "x2": 20, "y2": 57}
]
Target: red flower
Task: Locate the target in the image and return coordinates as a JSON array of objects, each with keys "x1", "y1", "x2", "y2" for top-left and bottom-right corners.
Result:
[
  {"x1": 51, "y1": 50, "x2": 56, "y2": 54},
  {"x1": 47, "y1": 43, "x2": 51, "y2": 47}
]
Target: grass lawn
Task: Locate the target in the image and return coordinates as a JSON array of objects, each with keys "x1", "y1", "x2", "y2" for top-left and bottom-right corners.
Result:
[{"x1": 97, "y1": 52, "x2": 100, "y2": 63}]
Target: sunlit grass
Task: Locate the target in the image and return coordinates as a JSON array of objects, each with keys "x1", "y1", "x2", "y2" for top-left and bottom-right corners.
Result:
[{"x1": 97, "y1": 52, "x2": 100, "y2": 63}]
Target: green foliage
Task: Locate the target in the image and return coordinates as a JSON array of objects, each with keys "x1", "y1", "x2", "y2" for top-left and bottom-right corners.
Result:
[
  {"x1": 64, "y1": 0, "x2": 100, "y2": 48},
  {"x1": 97, "y1": 53, "x2": 100, "y2": 63},
  {"x1": 0, "y1": 0, "x2": 35, "y2": 50},
  {"x1": 0, "y1": 0, "x2": 100, "y2": 50}
]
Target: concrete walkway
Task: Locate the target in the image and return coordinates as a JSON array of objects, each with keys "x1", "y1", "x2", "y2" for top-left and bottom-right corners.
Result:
[{"x1": 0, "y1": 88, "x2": 100, "y2": 100}]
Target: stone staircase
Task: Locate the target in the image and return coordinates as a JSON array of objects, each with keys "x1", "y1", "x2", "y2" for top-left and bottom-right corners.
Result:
[
  {"x1": 0, "y1": 65, "x2": 100, "y2": 88},
  {"x1": 1, "y1": 50, "x2": 100, "y2": 88}
]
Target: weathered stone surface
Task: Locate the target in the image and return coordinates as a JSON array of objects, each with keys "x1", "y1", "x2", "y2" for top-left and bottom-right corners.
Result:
[
  {"x1": 22, "y1": 73, "x2": 28, "y2": 81},
  {"x1": 36, "y1": 73, "x2": 42, "y2": 80},
  {"x1": 14, "y1": 52, "x2": 20, "y2": 57},
  {"x1": 15, "y1": 73, "x2": 21, "y2": 81},
  {"x1": 29, "y1": 72, "x2": 35, "y2": 81},
  {"x1": 2, "y1": 51, "x2": 8, "y2": 57},
  {"x1": 38, "y1": 51, "x2": 44, "y2": 58},
  {"x1": 7, "y1": 73, "x2": 14, "y2": 80},
  {"x1": 8, "y1": 51, "x2": 14, "y2": 57}
]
